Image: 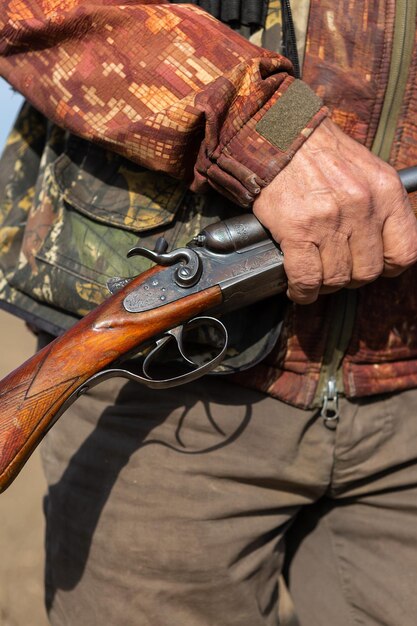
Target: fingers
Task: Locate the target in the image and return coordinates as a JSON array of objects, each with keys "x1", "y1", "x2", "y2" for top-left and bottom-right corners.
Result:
[
  {"x1": 280, "y1": 241, "x2": 323, "y2": 304},
  {"x1": 381, "y1": 188, "x2": 417, "y2": 278},
  {"x1": 280, "y1": 174, "x2": 417, "y2": 304},
  {"x1": 320, "y1": 235, "x2": 352, "y2": 288},
  {"x1": 281, "y1": 235, "x2": 352, "y2": 304},
  {"x1": 282, "y1": 200, "x2": 417, "y2": 304},
  {"x1": 348, "y1": 229, "x2": 384, "y2": 287}
]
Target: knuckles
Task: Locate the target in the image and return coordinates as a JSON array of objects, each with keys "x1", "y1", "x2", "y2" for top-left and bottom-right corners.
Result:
[
  {"x1": 322, "y1": 275, "x2": 351, "y2": 288},
  {"x1": 352, "y1": 265, "x2": 384, "y2": 284},
  {"x1": 375, "y1": 166, "x2": 409, "y2": 211},
  {"x1": 312, "y1": 201, "x2": 341, "y2": 226},
  {"x1": 284, "y1": 261, "x2": 323, "y2": 292},
  {"x1": 377, "y1": 165, "x2": 404, "y2": 194},
  {"x1": 385, "y1": 247, "x2": 417, "y2": 273},
  {"x1": 289, "y1": 277, "x2": 322, "y2": 292},
  {"x1": 345, "y1": 180, "x2": 372, "y2": 209},
  {"x1": 285, "y1": 265, "x2": 323, "y2": 297}
]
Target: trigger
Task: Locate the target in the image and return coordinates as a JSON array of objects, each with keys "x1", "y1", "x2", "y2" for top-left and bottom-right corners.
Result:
[
  {"x1": 143, "y1": 326, "x2": 196, "y2": 376},
  {"x1": 166, "y1": 326, "x2": 197, "y2": 365}
]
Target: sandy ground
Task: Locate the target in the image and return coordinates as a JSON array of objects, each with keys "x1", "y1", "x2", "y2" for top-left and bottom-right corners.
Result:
[{"x1": 0, "y1": 311, "x2": 49, "y2": 626}]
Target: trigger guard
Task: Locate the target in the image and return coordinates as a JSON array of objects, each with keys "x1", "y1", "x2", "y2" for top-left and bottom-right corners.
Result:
[
  {"x1": 72, "y1": 317, "x2": 229, "y2": 395},
  {"x1": 144, "y1": 316, "x2": 228, "y2": 371},
  {"x1": 173, "y1": 316, "x2": 228, "y2": 366}
]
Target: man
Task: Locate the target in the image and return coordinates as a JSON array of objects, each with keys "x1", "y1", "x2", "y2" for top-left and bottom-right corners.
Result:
[{"x1": 1, "y1": 1, "x2": 417, "y2": 624}]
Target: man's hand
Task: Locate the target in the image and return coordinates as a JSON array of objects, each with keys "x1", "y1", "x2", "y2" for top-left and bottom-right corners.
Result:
[{"x1": 253, "y1": 118, "x2": 417, "y2": 304}]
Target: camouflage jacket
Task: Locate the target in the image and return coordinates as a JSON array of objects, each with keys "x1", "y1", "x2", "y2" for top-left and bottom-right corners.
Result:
[{"x1": 0, "y1": 0, "x2": 417, "y2": 408}]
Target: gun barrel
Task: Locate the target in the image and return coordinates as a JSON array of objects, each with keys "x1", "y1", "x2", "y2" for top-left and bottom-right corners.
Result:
[{"x1": 399, "y1": 166, "x2": 417, "y2": 193}]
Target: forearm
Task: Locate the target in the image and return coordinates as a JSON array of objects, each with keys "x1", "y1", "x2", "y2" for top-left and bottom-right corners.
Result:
[{"x1": 0, "y1": 1, "x2": 327, "y2": 206}]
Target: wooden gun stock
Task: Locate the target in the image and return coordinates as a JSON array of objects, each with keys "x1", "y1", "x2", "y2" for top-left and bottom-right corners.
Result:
[{"x1": 0, "y1": 268, "x2": 222, "y2": 493}]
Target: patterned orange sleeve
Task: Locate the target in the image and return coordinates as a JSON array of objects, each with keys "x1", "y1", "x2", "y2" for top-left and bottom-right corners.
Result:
[{"x1": 0, "y1": 1, "x2": 328, "y2": 206}]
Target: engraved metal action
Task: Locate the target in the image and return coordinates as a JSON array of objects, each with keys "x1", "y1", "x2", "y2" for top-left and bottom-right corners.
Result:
[{"x1": 102, "y1": 213, "x2": 286, "y2": 390}]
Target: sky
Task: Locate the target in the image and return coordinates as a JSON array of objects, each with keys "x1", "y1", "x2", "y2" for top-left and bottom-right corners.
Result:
[{"x1": 0, "y1": 77, "x2": 24, "y2": 153}]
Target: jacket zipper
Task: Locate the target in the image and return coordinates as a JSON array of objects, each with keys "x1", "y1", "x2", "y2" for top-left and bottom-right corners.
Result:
[
  {"x1": 317, "y1": 0, "x2": 416, "y2": 418},
  {"x1": 321, "y1": 377, "x2": 339, "y2": 429},
  {"x1": 316, "y1": 290, "x2": 357, "y2": 421},
  {"x1": 372, "y1": 0, "x2": 417, "y2": 160}
]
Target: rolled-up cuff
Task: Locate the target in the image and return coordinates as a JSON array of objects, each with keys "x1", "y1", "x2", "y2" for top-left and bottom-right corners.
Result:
[{"x1": 204, "y1": 77, "x2": 329, "y2": 207}]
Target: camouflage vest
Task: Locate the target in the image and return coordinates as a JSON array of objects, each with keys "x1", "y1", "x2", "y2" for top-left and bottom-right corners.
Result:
[{"x1": 0, "y1": 0, "x2": 295, "y2": 369}]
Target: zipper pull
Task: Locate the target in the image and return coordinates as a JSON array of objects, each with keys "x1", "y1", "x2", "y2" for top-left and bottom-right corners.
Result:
[{"x1": 320, "y1": 378, "x2": 340, "y2": 430}]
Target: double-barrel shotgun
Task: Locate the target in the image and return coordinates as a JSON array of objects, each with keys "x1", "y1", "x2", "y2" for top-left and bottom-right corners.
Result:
[{"x1": 0, "y1": 166, "x2": 417, "y2": 492}]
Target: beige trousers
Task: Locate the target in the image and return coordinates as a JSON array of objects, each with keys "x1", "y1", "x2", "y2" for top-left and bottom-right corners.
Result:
[{"x1": 40, "y1": 368, "x2": 417, "y2": 626}]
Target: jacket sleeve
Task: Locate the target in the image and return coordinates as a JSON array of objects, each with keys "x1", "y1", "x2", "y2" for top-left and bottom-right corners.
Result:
[{"x1": 0, "y1": 1, "x2": 328, "y2": 207}]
